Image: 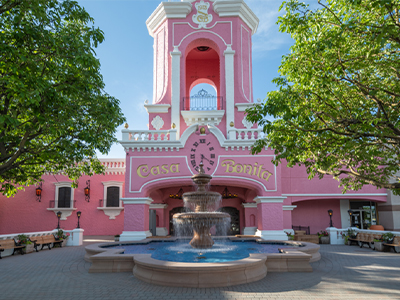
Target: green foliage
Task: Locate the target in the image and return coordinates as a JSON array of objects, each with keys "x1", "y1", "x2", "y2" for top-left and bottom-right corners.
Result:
[
  {"x1": 246, "y1": 0, "x2": 400, "y2": 195},
  {"x1": 318, "y1": 230, "x2": 329, "y2": 238},
  {"x1": 56, "y1": 229, "x2": 69, "y2": 240},
  {"x1": 0, "y1": 0, "x2": 125, "y2": 196},
  {"x1": 382, "y1": 232, "x2": 395, "y2": 242},
  {"x1": 17, "y1": 234, "x2": 31, "y2": 244}
]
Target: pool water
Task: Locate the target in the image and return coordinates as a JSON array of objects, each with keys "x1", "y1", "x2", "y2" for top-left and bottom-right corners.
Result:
[{"x1": 106, "y1": 240, "x2": 296, "y2": 263}]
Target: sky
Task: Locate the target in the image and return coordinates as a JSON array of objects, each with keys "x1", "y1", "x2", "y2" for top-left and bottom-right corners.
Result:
[{"x1": 76, "y1": 0, "x2": 296, "y2": 158}]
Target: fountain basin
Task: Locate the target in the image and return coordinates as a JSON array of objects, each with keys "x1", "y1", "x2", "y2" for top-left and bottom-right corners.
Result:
[{"x1": 85, "y1": 238, "x2": 320, "y2": 287}]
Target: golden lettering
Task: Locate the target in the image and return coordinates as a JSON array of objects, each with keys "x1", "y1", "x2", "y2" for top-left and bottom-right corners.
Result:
[
  {"x1": 161, "y1": 164, "x2": 169, "y2": 175},
  {"x1": 243, "y1": 164, "x2": 253, "y2": 175},
  {"x1": 150, "y1": 166, "x2": 160, "y2": 176},
  {"x1": 261, "y1": 170, "x2": 273, "y2": 182},
  {"x1": 170, "y1": 164, "x2": 179, "y2": 173},
  {"x1": 235, "y1": 163, "x2": 243, "y2": 173},
  {"x1": 221, "y1": 160, "x2": 235, "y2": 173},
  {"x1": 137, "y1": 165, "x2": 149, "y2": 178}
]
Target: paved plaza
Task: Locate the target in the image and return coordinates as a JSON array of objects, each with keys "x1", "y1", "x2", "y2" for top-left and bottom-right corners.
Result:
[{"x1": 0, "y1": 238, "x2": 400, "y2": 300}]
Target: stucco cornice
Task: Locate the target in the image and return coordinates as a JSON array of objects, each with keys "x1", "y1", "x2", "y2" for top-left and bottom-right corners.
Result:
[
  {"x1": 213, "y1": 0, "x2": 259, "y2": 35},
  {"x1": 146, "y1": 2, "x2": 192, "y2": 37}
]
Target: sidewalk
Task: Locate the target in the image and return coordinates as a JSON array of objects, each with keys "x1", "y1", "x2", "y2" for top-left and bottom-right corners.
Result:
[{"x1": 0, "y1": 243, "x2": 399, "y2": 299}]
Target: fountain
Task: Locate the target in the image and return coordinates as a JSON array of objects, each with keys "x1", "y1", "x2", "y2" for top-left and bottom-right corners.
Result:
[{"x1": 173, "y1": 163, "x2": 230, "y2": 249}]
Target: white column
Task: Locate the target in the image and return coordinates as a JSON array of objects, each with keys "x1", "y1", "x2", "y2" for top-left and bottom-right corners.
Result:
[
  {"x1": 66, "y1": 228, "x2": 84, "y2": 246},
  {"x1": 224, "y1": 45, "x2": 235, "y2": 136},
  {"x1": 340, "y1": 199, "x2": 351, "y2": 228},
  {"x1": 171, "y1": 46, "x2": 182, "y2": 139}
]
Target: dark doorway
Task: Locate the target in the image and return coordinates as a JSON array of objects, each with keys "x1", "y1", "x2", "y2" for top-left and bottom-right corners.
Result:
[
  {"x1": 169, "y1": 207, "x2": 186, "y2": 236},
  {"x1": 218, "y1": 207, "x2": 240, "y2": 235}
]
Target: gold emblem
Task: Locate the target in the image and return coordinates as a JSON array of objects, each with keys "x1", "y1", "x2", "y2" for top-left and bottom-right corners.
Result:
[{"x1": 193, "y1": 1, "x2": 213, "y2": 29}]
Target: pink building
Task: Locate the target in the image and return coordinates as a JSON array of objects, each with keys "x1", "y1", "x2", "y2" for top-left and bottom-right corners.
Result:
[{"x1": 1, "y1": 0, "x2": 398, "y2": 237}]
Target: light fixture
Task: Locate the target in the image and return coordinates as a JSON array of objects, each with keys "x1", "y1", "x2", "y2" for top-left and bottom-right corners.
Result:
[
  {"x1": 328, "y1": 209, "x2": 333, "y2": 227},
  {"x1": 222, "y1": 187, "x2": 237, "y2": 199},
  {"x1": 36, "y1": 182, "x2": 42, "y2": 202},
  {"x1": 169, "y1": 188, "x2": 184, "y2": 199},
  {"x1": 348, "y1": 209, "x2": 354, "y2": 227},
  {"x1": 77, "y1": 211, "x2": 82, "y2": 229},
  {"x1": 84, "y1": 180, "x2": 90, "y2": 202},
  {"x1": 56, "y1": 211, "x2": 62, "y2": 229}
]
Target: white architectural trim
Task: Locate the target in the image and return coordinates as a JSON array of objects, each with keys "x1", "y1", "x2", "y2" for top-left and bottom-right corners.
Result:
[
  {"x1": 235, "y1": 103, "x2": 258, "y2": 112},
  {"x1": 255, "y1": 230, "x2": 288, "y2": 241},
  {"x1": 171, "y1": 47, "x2": 182, "y2": 139},
  {"x1": 254, "y1": 196, "x2": 286, "y2": 204},
  {"x1": 224, "y1": 45, "x2": 235, "y2": 135},
  {"x1": 150, "y1": 204, "x2": 169, "y2": 209},
  {"x1": 181, "y1": 110, "x2": 225, "y2": 126},
  {"x1": 47, "y1": 208, "x2": 77, "y2": 221},
  {"x1": 156, "y1": 227, "x2": 169, "y2": 236},
  {"x1": 144, "y1": 104, "x2": 171, "y2": 113},
  {"x1": 340, "y1": 199, "x2": 351, "y2": 229},
  {"x1": 121, "y1": 198, "x2": 153, "y2": 205},
  {"x1": 243, "y1": 227, "x2": 257, "y2": 235},
  {"x1": 97, "y1": 207, "x2": 124, "y2": 220},
  {"x1": 146, "y1": 2, "x2": 192, "y2": 37},
  {"x1": 101, "y1": 181, "x2": 124, "y2": 208},
  {"x1": 120, "y1": 231, "x2": 151, "y2": 241},
  {"x1": 283, "y1": 193, "x2": 388, "y2": 197},
  {"x1": 282, "y1": 205, "x2": 297, "y2": 211},
  {"x1": 242, "y1": 203, "x2": 257, "y2": 208},
  {"x1": 241, "y1": 25, "x2": 252, "y2": 102},
  {"x1": 213, "y1": 0, "x2": 259, "y2": 35}
]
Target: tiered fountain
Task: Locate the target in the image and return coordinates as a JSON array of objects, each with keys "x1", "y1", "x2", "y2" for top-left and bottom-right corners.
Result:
[{"x1": 173, "y1": 163, "x2": 230, "y2": 248}]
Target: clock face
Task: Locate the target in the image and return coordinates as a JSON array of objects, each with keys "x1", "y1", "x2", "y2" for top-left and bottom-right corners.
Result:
[{"x1": 189, "y1": 137, "x2": 216, "y2": 173}]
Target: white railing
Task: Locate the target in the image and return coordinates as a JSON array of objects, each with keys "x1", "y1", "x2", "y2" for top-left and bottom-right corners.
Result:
[
  {"x1": 121, "y1": 129, "x2": 177, "y2": 142},
  {"x1": 0, "y1": 228, "x2": 84, "y2": 256},
  {"x1": 327, "y1": 227, "x2": 400, "y2": 245},
  {"x1": 228, "y1": 128, "x2": 266, "y2": 140},
  {"x1": 99, "y1": 159, "x2": 125, "y2": 175}
]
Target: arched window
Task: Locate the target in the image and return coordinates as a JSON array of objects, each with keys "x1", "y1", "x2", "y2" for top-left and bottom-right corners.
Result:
[{"x1": 189, "y1": 83, "x2": 218, "y2": 111}]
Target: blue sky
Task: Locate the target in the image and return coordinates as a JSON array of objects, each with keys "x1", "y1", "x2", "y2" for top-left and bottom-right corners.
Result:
[{"x1": 76, "y1": 0, "x2": 295, "y2": 158}]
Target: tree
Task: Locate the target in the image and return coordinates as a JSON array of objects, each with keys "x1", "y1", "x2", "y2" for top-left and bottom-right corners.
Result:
[
  {"x1": 0, "y1": 0, "x2": 125, "y2": 196},
  {"x1": 246, "y1": 0, "x2": 400, "y2": 194}
]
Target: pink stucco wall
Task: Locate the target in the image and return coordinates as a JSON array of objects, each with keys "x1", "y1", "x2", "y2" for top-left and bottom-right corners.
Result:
[
  {"x1": 291, "y1": 199, "x2": 341, "y2": 234},
  {"x1": 0, "y1": 173, "x2": 125, "y2": 236}
]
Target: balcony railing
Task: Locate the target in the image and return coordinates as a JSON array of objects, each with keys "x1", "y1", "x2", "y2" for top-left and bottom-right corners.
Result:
[
  {"x1": 183, "y1": 89, "x2": 223, "y2": 111},
  {"x1": 49, "y1": 200, "x2": 76, "y2": 209}
]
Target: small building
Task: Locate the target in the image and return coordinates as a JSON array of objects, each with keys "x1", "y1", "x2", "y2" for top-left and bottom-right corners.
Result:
[{"x1": 1, "y1": 0, "x2": 398, "y2": 238}]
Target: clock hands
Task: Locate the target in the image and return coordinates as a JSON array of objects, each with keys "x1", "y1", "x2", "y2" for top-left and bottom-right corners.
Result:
[{"x1": 201, "y1": 154, "x2": 210, "y2": 162}]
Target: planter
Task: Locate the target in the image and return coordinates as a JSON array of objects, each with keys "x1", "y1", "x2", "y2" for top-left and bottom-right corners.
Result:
[
  {"x1": 369, "y1": 225, "x2": 384, "y2": 231},
  {"x1": 319, "y1": 236, "x2": 330, "y2": 244},
  {"x1": 23, "y1": 243, "x2": 35, "y2": 254},
  {"x1": 62, "y1": 237, "x2": 69, "y2": 247},
  {"x1": 374, "y1": 241, "x2": 388, "y2": 252}
]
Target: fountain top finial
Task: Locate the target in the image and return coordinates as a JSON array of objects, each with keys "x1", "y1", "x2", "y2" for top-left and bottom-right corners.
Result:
[{"x1": 198, "y1": 162, "x2": 205, "y2": 174}]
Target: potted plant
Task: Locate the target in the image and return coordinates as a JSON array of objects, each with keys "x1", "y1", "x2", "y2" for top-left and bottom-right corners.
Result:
[
  {"x1": 16, "y1": 234, "x2": 34, "y2": 254},
  {"x1": 373, "y1": 238, "x2": 388, "y2": 252},
  {"x1": 342, "y1": 229, "x2": 356, "y2": 245},
  {"x1": 318, "y1": 231, "x2": 330, "y2": 244},
  {"x1": 285, "y1": 231, "x2": 294, "y2": 241},
  {"x1": 55, "y1": 229, "x2": 70, "y2": 247},
  {"x1": 114, "y1": 235, "x2": 120, "y2": 242}
]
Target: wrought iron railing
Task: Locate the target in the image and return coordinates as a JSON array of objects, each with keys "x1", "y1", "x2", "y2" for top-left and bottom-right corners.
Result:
[
  {"x1": 183, "y1": 89, "x2": 223, "y2": 111},
  {"x1": 48, "y1": 200, "x2": 76, "y2": 209}
]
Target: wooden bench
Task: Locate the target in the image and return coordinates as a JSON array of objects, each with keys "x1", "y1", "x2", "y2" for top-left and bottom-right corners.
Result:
[
  {"x1": 0, "y1": 239, "x2": 25, "y2": 259},
  {"x1": 29, "y1": 235, "x2": 62, "y2": 252},
  {"x1": 384, "y1": 236, "x2": 400, "y2": 253},
  {"x1": 348, "y1": 233, "x2": 382, "y2": 248},
  {"x1": 293, "y1": 231, "x2": 319, "y2": 244}
]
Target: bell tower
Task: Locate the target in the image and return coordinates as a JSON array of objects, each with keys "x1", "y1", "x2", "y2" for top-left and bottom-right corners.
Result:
[{"x1": 145, "y1": 0, "x2": 259, "y2": 138}]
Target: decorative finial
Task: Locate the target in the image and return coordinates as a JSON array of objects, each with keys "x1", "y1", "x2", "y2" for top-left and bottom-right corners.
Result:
[
  {"x1": 124, "y1": 123, "x2": 129, "y2": 129},
  {"x1": 229, "y1": 121, "x2": 234, "y2": 127},
  {"x1": 144, "y1": 99, "x2": 149, "y2": 105},
  {"x1": 257, "y1": 98, "x2": 261, "y2": 103},
  {"x1": 172, "y1": 123, "x2": 176, "y2": 129},
  {"x1": 200, "y1": 127, "x2": 206, "y2": 134},
  {"x1": 198, "y1": 162, "x2": 205, "y2": 174}
]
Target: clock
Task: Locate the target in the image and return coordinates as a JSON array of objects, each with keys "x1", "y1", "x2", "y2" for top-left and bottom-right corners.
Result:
[{"x1": 189, "y1": 137, "x2": 216, "y2": 173}]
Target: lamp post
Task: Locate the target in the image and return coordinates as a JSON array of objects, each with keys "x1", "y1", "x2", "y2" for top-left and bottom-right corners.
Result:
[
  {"x1": 56, "y1": 211, "x2": 62, "y2": 229},
  {"x1": 77, "y1": 211, "x2": 81, "y2": 229},
  {"x1": 348, "y1": 210, "x2": 353, "y2": 227},
  {"x1": 328, "y1": 209, "x2": 333, "y2": 227}
]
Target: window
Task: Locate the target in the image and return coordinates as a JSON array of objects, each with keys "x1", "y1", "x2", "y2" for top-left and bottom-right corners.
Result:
[
  {"x1": 58, "y1": 187, "x2": 71, "y2": 208},
  {"x1": 106, "y1": 187, "x2": 120, "y2": 207}
]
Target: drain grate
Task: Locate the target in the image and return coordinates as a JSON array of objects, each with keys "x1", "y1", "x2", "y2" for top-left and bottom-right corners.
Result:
[
  {"x1": 197, "y1": 256, "x2": 207, "y2": 260},
  {"x1": 247, "y1": 248, "x2": 257, "y2": 250}
]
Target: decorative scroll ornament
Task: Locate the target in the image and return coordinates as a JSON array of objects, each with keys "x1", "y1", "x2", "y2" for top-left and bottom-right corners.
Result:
[
  {"x1": 151, "y1": 115, "x2": 164, "y2": 130},
  {"x1": 242, "y1": 117, "x2": 253, "y2": 129},
  {"x1": 193, "y1": 0, "x2": 213, "y2": 29}
]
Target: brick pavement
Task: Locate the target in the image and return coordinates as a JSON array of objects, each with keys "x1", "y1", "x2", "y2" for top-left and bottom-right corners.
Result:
[{"x1": 0, "y1": 242, "x2": 399, "y2": 300}]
